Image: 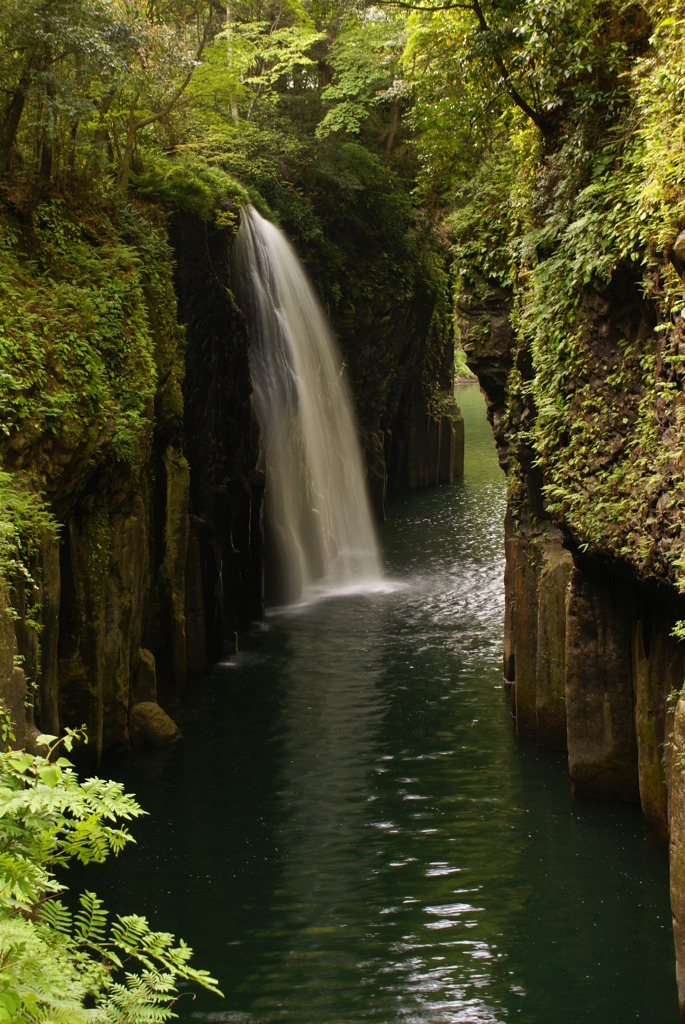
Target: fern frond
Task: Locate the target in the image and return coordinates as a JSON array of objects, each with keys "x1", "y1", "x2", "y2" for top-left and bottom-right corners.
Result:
[
  {"x1": 35, "y1": 897, "x2": 72, "y2": 936},
  {"x1": 74, "y1": 890, "x2": 108, "y2": 944},
  {"x1": 97, "y1": 970, "x2": 179, "y2": 1024}
]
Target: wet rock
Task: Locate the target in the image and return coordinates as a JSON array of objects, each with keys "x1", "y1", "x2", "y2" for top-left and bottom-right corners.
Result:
[
  {"x1": 439, "y1": 405, "x2": 465, "y2": 482},
  {"x1": 387, "y1": 392, "x2": 464, "y2": 496},
  {"x1": 502, "y1": 507, "x2": 516, "y2": 683},
  {"x1": 38, "y1": 535, "x2": 61, "y2": 738},
  {"x1": 669, "y1": 696, "x2": 685, "y2": 1020},
  {"x1": 184, "y1": 516, "x2": 210, "y2": 675},
  {"x1": 535, "y1": 534, "x2": 572, "y2": 751},
  {"x1": 565, "y1": 563, "x2": 639, "y2": 801},
  {"x1": 511, "y1": 518, "x2": 542, "y2": 740},
  {"x1": 129, "y1": 700, "x2": 181, "y2": 747},
  {"x1": 172, "y1": 211, "x2": 263, "y2": 654},
  {"x1": 132, "y1": 647, "x2": 157, "y2": 704},
  {"x1": 152, "y1": 444, "x2": 190, "y2": 704},
  {"x1": 364, "y1": 431, "x2": 387, "y2": 521}
]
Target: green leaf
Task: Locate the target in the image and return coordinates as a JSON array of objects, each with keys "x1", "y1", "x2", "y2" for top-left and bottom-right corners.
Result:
[
  {"x1": 38, "y1": 765, "x2": 60, "y2": 788},
  {"x1": 35, "y1": 734, "x2": 58, "y2": 748}
]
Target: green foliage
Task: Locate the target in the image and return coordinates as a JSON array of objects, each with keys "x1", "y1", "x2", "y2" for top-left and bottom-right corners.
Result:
[
  {"x1": 402, "y1": 0, "x2": 639, "y2": 203},
  {"x1": 130, "y1": 153, "x2": 252, "y2": 220},
  {"x1": 0, "y1": 0, "x2": 222, "y2": 197},
  {"x1": 0, "y1": 472, "x2": 57, "y2": 595},
  {"x1": 0, "y1": 730, "x2": 221, "y2": 1022},
  {"x1": 513, "y1": 3, "x2": 685, "y2": 587},
  {"x1": 449, "y1": 113, "x2": 540, "y2": 289},
  {"x1": 431, "y1": 0, "x2": 685, "y2": 590},
  {"x1": 0, "y1": 470, "x2": 57, "y2": 665},
  {"x1": 316, "y1": 12, "x2": 408, "y2": 142},
  {"x1": 0, "y1": 200, "x2": 163, "y2": 479},
  {"x1": 454, "y1": 346, "x2": 475, "y2": 381}
]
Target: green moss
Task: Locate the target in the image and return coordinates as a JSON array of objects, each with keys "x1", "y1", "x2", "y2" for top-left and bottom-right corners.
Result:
[
  {"x1": 129, "y1": 154, "x2": 252, "y2": 222},
  {"x1": 137, "y1": 224, "x2": 186, "y2": 434},
  {"x1": 84, "y1": 510, "x2": 112, "y2": 602},
  {"x1": 0, "y1": 200, "x2": 160, "y2": 479}
]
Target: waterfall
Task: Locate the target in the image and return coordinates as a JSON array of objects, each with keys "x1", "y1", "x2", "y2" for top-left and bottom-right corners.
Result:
[{"x1": 234, "y1": 206, "x2": 383, "y2": 605}]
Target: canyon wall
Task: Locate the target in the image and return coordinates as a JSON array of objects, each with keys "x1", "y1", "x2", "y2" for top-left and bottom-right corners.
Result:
[
  {"x1": 0, "y1": 199, "x2": 461, "y2": 761},
  {"x1": 459, "y1": 265, "x2": 685, "y2": 1017}
]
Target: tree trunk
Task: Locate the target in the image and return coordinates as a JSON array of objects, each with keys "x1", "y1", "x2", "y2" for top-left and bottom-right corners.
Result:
[
  {"x1": 38, "y1": 75, "x2": 57, "y2": 187},
  {"x1": 115, "y1": 108, "x2": 138, "y2": 201},
  {"x1": 0, "y1": 68, "x2": 32, "y2": 174},
  {"x1": 384, "y1": 99, "x2": 400, "y2": 164},
  {"x1": 226, "y1": 2, "x2": 240, "y2": 124}
]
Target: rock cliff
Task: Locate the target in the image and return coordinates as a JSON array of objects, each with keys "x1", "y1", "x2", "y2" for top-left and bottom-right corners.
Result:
[
  {"x1": 0, "y1": 200, "x2": 193, "y2": 758},
  {"x1": 459, "y1": 263, "x2": 685, "y2": 1014},
  {"x1": 0, "y1": 196, "x2": 461, "y2": 761}
]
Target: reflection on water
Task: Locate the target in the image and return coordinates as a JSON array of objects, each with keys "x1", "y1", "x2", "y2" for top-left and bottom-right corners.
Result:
[{"x1": 94, "y1": 384, "x2": 678, "y2": 1024}]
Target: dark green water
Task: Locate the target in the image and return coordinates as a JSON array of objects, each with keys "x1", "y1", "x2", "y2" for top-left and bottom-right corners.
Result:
[{"x1": 96, "y1": 383, "x2": 678, "y2": 1023}]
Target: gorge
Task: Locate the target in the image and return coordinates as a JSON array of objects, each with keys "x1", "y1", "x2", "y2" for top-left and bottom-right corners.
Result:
[
  {"x1": 2, "y1": 0, "x2": 685, "y2": 1018},
  {"x1": 87, "y1": 383, "x2": 678, "y2": 1023},
  {"x1": 2, "y1": 192, "x2": 684, "y2": 1019}
]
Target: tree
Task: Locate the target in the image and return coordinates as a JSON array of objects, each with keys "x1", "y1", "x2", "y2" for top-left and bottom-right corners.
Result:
[
  {"x1": 315, "y1": 8, "x2": 410, "y2": 163},
  {"x1": 0, "y1": 0, "x2": 224, "y2": 196},
  {"x1": 0, "y1": 0, "x2": 87, "y2": 176},
  {"x1": 0, "y1": 725, "x2": 221, "y2": 1022},
  {"x1": 110, "y1": 0, "x2": 223, "y2": 199},
  {"x1": 400, "y1": 0, "x2": 641, "y2": 203}
]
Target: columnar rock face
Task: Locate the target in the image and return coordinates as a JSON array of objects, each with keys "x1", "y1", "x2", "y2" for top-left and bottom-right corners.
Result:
[
  {"x1": 170, "y1": 211, "x2": 264, "y2": 662},
  {"x1": 670, "y1": 698, "x2": 685, "y2": 1018},
  {"x1": 0, "y1": 208, "x2": 194, "y2": 758},
  {"x1": 461, "y1": 268, "x2": 685, "y2": 1012},
  {"x1": 564, "y1": 564, "x2": 639, "y2": 803},
  {"x1": 535, "y1": 535, "x2": 572, "y2": 751},
  {"x1": 506, "y1": 520, "x2": 572, "y2": 750},
  {"x1": 632, "y1": 604, "x2": 682, "y2": 837},
  {"x1": 386, "y1": 392, "x2": 465, "y2": 500}
]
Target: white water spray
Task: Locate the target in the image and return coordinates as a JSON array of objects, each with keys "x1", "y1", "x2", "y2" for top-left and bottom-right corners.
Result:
[{"x1": 234, "y1": 206, "x2": 383, "y2": 605}]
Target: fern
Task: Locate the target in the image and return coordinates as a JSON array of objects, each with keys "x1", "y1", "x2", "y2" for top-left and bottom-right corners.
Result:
[
  {"x1": 0, "y1": 735, "x2": 222, "y2": 1022},
  {"x1": 100, "y1": 972, "x2": 179, "y2": 1024},
  {"x1": 35, "y1": 898, "x2": 73, "y2": 937},
  {"x1": 74, "y1": 890, "x2": 108, "y2": 944}
]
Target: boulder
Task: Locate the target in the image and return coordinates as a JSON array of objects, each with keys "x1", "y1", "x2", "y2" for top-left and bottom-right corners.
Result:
[
  {"x1": 132, "y1": 647, "x2": 157, "y2": 704},
  {"x1": 128, "y1": 701, "x2": 181, "y2": 748}
]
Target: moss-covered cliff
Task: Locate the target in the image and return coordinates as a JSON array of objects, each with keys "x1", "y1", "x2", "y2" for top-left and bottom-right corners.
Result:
[
  {"x1": 0, "y1": 197, "x2": 192, "y2": 757},
  {"x1": 449, "y1": 3, "x2": 685, "y2": 1010},
  {"x1": 0, "y1": 166, "x2": 460, "y2": 759}
]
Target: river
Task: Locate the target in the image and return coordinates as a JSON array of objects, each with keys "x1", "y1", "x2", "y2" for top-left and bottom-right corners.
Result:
[{"x1": 95, "y1": 382, "x2": 678, "y2": 1023}]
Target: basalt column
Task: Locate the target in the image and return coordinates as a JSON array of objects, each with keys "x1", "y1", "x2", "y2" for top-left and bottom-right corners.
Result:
[{"x1": 171, "y1": 212, "x2": 263, "y2": 664}]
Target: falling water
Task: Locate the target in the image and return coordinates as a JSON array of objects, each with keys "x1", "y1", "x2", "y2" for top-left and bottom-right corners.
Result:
[{"x1": 234, "y1": 205, "x2": 383, "y2": 605}]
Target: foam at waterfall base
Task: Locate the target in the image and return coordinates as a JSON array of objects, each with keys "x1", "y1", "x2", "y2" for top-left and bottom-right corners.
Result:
[{"x1": 265, "y1": 574, "x2": 405, "y2": 614}]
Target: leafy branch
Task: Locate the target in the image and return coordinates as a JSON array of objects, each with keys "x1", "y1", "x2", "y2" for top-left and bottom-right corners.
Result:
[{"x1": 0, "y1": 729, "x2": 222, "y2": 1022}]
